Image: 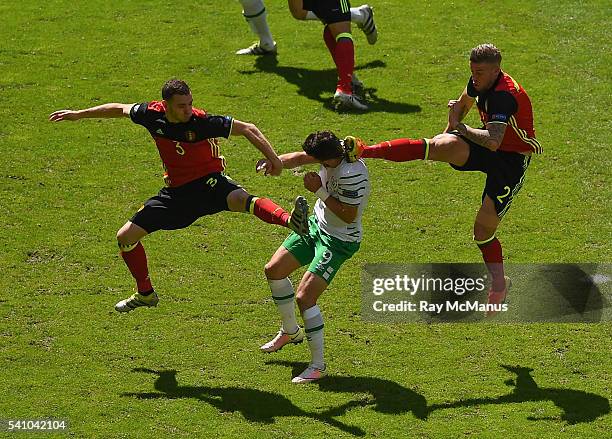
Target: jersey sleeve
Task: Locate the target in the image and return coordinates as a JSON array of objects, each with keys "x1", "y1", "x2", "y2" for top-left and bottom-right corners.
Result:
[
  {"x1": 466, "y1": 77, "x2": 478, "y2": 98},
  {"x1": 195, "y1": 115, "x2": 234, "y2": 139},
  {"x1": 129, "y1": 102, "x2": 150, "y2": 126},
  {"x1": 486, "y1": 91, "x2": 518, "y2": 123},
  {"x1": 337, "y1": 169, "x2": 369, "y2": 206}
]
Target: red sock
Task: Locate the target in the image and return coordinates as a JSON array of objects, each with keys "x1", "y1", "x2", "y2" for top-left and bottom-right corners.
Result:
[
  {"x1": 121, "y1": 242, "x2": 153, "y2": 293},
  {"x1": 323, "y1": 26, "x2": 336, "y2": 63},
  {"x1": 477, "y1": 237, "x2": 505, "y2": 291},
  {"x1": 334, "y1": 37, "x2": 355, "y2": 94},
  {"x1": 251, "y1": 197, "x2": 290, "y2": 227},
  {"x1": 361, "y1": 138, "x2": 427, "y2": 162}
]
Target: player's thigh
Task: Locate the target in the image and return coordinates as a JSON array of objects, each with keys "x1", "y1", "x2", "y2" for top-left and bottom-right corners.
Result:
[
  {"x1": 129, "y1": 193, "x2": 199, "y2": 234},
  {"x1": 279, "y1": 230, "x2": 316, "y2": 269},
  {"x1": 288, "y1": 0, "x2": 308, "y2": 19},
  {"x1": 482, "y1": 153, "x2": 531, "y2": 220},
  {"x1": 306, "y1": 237, "x2": 359, "y2": 285},
  {"x1": 265, "y1": 245, "x2": 304, "y2": 279},
  {"x1": 429, "y1": 133, "x2": 472, "y2": 166},
  {"x1": 305, "y1": 0, "x2": 351, "y2": 24},
  {"x1": 195, "y1": 173, "x2": 242, "y2": 215}
]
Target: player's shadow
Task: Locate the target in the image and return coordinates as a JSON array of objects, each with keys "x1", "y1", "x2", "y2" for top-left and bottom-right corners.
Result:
[
  {"x1": 537, "y1": 264, "x2": 608, "y2": 322},
  {"x1": 427, "y1": 365, "x2": 610, "y2": 424},
  {"x1": 240, "y1": 56, "x2": 421, "y2": 114},
  {"x1": 121, "y1": 368, "x2": 365, "y2": 436},
  {"x1": 267, "y1": 360, "x2": 428, "y2": 420}
]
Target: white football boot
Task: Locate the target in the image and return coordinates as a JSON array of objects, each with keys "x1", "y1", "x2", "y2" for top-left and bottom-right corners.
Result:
[
  {"x1": 236, "y1": 42, "x2": 277, "y2": 56},
  {"x1": 356, "y1": 5, "x2": 378, "y2": 45},
  {"x1": 115, "y1": 291, "x2": 159, "y2": 313},
  {"x1": 260, "y1": 327, "x2": 305, "y2": 353},
  {"x1": 292, "y1": 364, "x2": 328, "y2": 384}
]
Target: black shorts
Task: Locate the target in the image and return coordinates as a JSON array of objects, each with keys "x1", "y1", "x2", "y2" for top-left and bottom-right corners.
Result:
[
  {"x1": 130, "y1": 173, "x2": 241, "y2": 233},
  {"x1": 302, "y1": 0, "x2": 351, "y2": 24},
  {"x1": 450, "y1": 134, "x2": 531, "y2": 219}
]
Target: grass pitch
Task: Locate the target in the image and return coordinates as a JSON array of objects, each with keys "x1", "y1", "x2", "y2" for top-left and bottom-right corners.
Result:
[{"x1": 1, "y1": 1, "x2": 610, "y2": 437}]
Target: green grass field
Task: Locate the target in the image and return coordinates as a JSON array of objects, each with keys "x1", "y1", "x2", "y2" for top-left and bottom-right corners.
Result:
[{"x1": 1, "y1": 1, "x2": 610, "y2": 437}]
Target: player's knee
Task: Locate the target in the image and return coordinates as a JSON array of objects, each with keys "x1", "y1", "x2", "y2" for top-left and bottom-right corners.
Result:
[
  {"x1": 226, "y1": 189, "x2": 249, "y2": 212},
  {"x1": 116, "y1": 228, "x2": 135, "y2": 249},
  {"x1": 295, "y1": 288, "x2": 316, "y2": 311},
  {"x1": 116, "y1": 229, "x2": 137, "y2": 251},
  {"x1": 264, "y1": 260, "x2": 280, "y2": 279},
  {"x1": 295, "y1": 290, "x2": 308, "y2": 309},
  {"x1": 429, "y1": 134, "x2": 454, "y2": 151},
  {"x1": 117, "y1": 222, "x2": 147, "y2": 248},
  {"x1": 429, "y1": 134, "x2": 468, "y2": 163},
  {"x1": 473, "y1": 222, "x2": 496, "y2": 243},
  {"x1": 116, "y1": 228, "x2": 130, "y2": 245}
]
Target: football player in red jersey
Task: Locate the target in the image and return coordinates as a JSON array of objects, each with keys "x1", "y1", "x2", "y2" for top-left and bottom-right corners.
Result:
[
  {"x1": 345, "y1": 44, "x2": 542, "y2": 316},
  {"x1": 49, "y1": 79, "x2": 309, "y2": 313},
  {"x1": 287, "y1": 0, "x2": 377, "y2": 111}
]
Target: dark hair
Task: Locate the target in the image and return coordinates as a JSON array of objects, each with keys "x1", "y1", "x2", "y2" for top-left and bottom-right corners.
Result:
[
  {"x1": 470, "y1": 44, "x2": 502, "y2": 65},
  {"x1": 302, "y1": 131, "x2": 344, "y2": 161},
  {"x1": 161, "y1": 79, "x2": 191, "y2": 101}
]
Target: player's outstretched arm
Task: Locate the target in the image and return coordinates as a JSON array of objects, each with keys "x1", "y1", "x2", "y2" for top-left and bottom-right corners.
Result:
[
  {"x1": 255, "y1": 151, "x2": 318, "y2": 174},
  {"x1": 231, "y1": 119, "x2": 283, "y2": 176},
  {"x1": 279, "y1": 151, "x2": 319, "y2": 169},
  {"x1": 49, "y1": 103, "x2": 133, "y2": 122}
]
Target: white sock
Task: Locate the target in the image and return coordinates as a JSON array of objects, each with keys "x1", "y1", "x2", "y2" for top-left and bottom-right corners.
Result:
[
  {"x1": 350, "y1": 7, "x2": 366, "y2": 25},
  {"x1": 302, "y1": 305, "x2": 325, "y2": 368},
  {"x1": 268, "y1": 278, "x2": 299, "y2": 333},
  {"x1": 240, "y1": 0, "x2": 275, "y2": 49}
]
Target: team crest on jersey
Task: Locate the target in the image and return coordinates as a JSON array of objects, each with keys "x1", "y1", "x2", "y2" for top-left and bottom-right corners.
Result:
[
  {"x1": 328, "y1": 176, "x2": 339, "y2": 194},
  {"x1": 185, "y1": 131, "x2": 196, "y2": 142}
]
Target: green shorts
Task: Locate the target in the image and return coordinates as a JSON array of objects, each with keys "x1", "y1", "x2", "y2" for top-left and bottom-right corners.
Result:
[{"x1": 282, "y1": 216, "x2": 360, "y2": 284}]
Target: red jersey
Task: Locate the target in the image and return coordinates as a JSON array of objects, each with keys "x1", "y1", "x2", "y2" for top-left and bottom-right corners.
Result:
[
  {"x1": 467, "y1": 72, "x2": 542, "y2": 154},
  {"x1": 129, "y1": 101, "x2": 233, "y2": 187}
]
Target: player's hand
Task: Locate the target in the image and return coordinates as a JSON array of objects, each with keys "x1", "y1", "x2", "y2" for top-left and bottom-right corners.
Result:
[
  {"x1": 48, "y1": 110, "x2": 81, "y2": 122},
  {"x1": 447, "y1": 100, "x2": 463, "y2": 131},
  {"x1": 255, "y1": 159, "x2": 270, "y2": 174},
  {"x1": 265, "y1": 157, "x2": 283, "y2": 176},
  {"x1": 256, "y1": 157, "x2": 282, "y2": 176},
  {"x1": 303, "y1": 172, "x2": 322, "y2": 193}
]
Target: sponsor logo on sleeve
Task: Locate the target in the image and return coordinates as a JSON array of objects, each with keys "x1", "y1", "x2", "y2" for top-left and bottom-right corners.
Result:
[{"x1": 491, "y1": 113, "x2": 508, "y2": 122}]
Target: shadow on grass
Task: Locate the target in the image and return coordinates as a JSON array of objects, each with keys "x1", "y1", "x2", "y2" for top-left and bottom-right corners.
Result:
[
  {"x1": 122, "y1": 364, "x2": 609, "y2": 431},
  {"x1": 240, "y1": 57, "x2": 421, "y2": 114},
  {"x1": 539, "y1": 264, "x2": 609, "y2": 322},
  {"x1": 267, "y1": 360, "x2": 428, "y2": 420},
  {"x1": 427, "y1": 365, "x2": 610, "y2": 424},
  {"x1": 122, "y1": 368, "x2": 365, "y2": 436}
]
